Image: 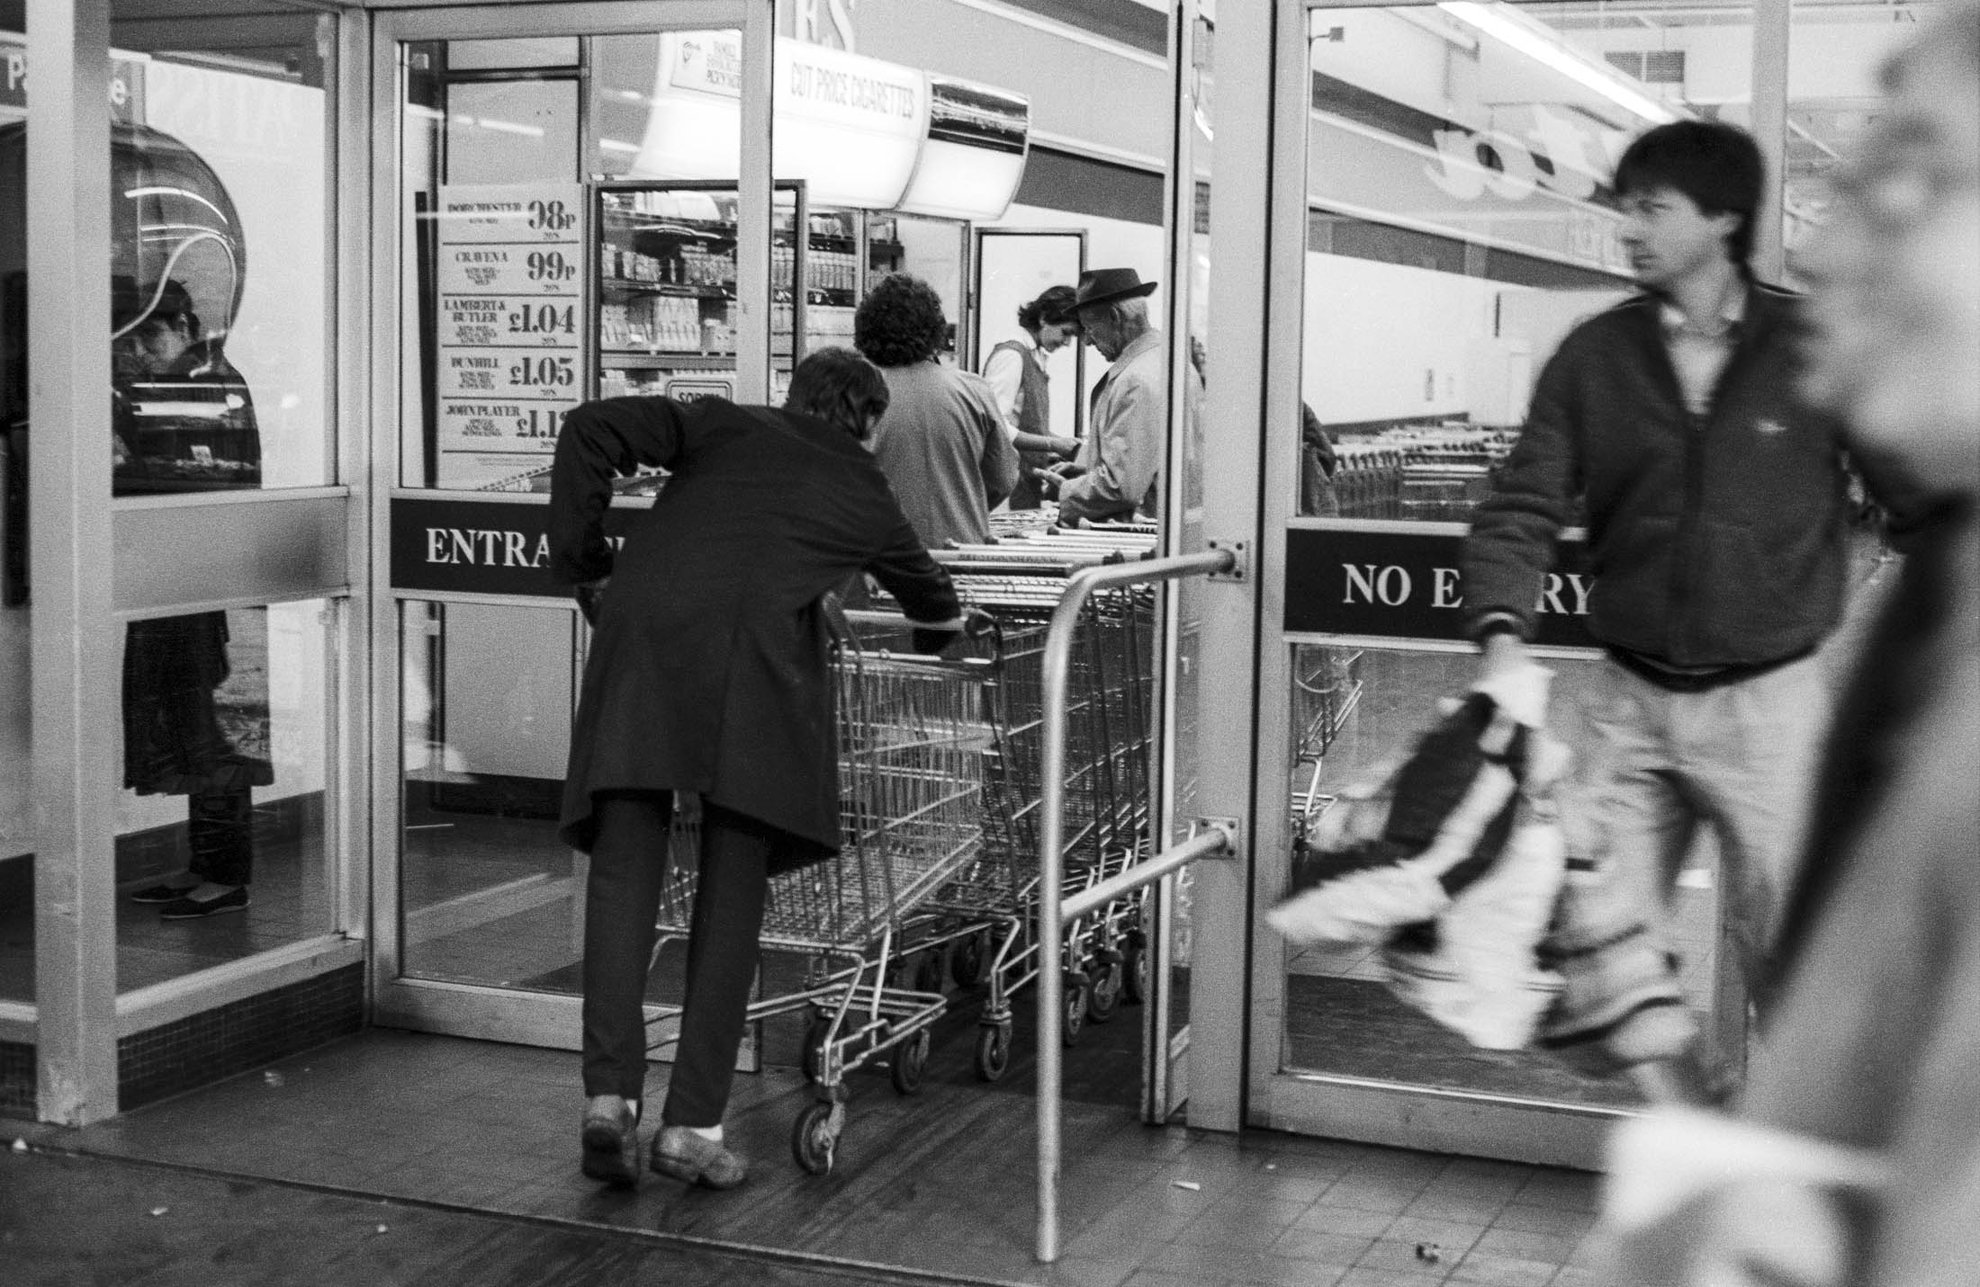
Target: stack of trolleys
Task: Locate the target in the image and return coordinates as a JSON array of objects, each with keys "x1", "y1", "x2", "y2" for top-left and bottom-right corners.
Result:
[
  {"x1": 644, "y1": 617, "x2": 1003, "y2": 1176},
  {"x1": 880, "y1": 520, "x2": 1161, "y2": 1079},
  {"x1": 1289, "y1": 642, "x2": 1365, "y2": 837}
]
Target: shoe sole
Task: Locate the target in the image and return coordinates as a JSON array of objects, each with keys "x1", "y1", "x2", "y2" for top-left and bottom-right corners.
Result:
[
  {"x1": 651, "y1": 1150, "x2": 746, "y2": 1190},
  {"x1": 160, "y1": 902, "x2": 250, "y2": 920},
  {"x1": 581, "y1": 1124, "x2": 639, "y2": 1188},
  {"x1": 130, "y1": 891, "x2": 195, "y2": 905}
]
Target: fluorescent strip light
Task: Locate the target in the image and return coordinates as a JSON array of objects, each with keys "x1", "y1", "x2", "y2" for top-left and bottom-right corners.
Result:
[{"x1": 1439, "y1": 1, "x2": 1681, "y2": 126}]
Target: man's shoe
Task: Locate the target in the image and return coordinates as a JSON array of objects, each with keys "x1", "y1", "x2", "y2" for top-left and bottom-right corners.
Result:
[
  {"x1": 129, "y1": 882, "x2": 197, "y2": 905},
  {"x1": 159, "y1": 887, "x2": 250, "y2": 919},
  {"x1": 580, "y1": 1099, "x2": 641, "y2": 1188},
  {"x1": 651, "y1": 1125, "x2": 747, "y2": 1190}
]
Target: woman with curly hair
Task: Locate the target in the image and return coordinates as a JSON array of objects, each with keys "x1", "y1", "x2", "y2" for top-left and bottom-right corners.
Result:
[{"x1": 853, "y1": 273, "x2": 1018, "y2": 547}]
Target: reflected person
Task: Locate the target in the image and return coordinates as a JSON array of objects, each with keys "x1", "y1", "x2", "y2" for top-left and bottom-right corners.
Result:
[
  {"x1": 548, "y1": 347, "x2": 971, "y2": 1190},
  {"x1": 116, "y1": 278, "x2": 271, "y2": 920}
]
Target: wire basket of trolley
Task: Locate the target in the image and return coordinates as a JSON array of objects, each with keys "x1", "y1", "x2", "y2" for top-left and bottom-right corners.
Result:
[
  {"x1": 646, "y1": 608, "x2": 1003, "y2": 1175},
  {"x1": 870, "y1": 523, "x2": 1159, "y2": 1078}
]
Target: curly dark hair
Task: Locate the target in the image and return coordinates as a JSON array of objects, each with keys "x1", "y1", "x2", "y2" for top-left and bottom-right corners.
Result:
[
  {"x1": 1018, "y1": 284, "x2": 1077, "y2": 333},
  {"x1": 784, "y1": 347, "x2": 890, "y2": 439},
  {"x1": 854, "y1": 272, "x2": 948, "y2": 367}
]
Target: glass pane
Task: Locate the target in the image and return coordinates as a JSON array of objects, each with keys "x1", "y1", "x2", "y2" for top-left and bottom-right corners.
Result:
[
  {"x1": 109, "y1": 9, "x2": 336, "y2": 490},
  {"x1": 1284, "y1": 2, "x2": 1749, "y2": 1105},
  {"x1": 1782, "y1": 0, "x2": 1943, "y2": 285},
  {"x1": 115, "y1": 599, "x2": 339, "y2": 991},
  {"x1": 400, "y1": 30, "x2": 740, "y2": 492},
  {"x1": 0, "y1": 8, "x2": 29, "y2": 1005},
  {"x1": 1297, "y1": 3, "x2": 1638, "y2": 522},
  {"x1": 1283, "y1": 643, "x2": 1698, "y2": 1107},
  {"x1": 400, "y1": 600, "x2": 580, "y2": 989}
]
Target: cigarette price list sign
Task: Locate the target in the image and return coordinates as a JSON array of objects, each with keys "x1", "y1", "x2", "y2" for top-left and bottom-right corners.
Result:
[{"x1": 433, "y1": 183, "x2": 590, "y2": 489}]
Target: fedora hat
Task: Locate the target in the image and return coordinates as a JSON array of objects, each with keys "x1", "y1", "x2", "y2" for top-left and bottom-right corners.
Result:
[{"x1": 1068, "y1": 267, "x2": 1158, "y2": 312}]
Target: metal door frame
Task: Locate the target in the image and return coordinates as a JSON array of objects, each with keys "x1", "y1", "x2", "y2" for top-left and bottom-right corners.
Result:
[
  {"x1": 1218, "y1": 0, "x2": 1615, "y2": 1165},
  {"x1": 365, "y1": 0, "x2": 771, "y2": 1045}
]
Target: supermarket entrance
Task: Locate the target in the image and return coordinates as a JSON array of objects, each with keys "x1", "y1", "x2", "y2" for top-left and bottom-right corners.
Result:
[{"x1": 363, "y1": 1, "x2": 1194, "y2": 1161}]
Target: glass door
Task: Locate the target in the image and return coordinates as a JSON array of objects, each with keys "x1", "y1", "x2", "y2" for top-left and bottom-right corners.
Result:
[
  {"x1": 368, "y1": 2, "x2": 766, "y2": 1046},
  {"x1": 1244, "y1": 0, "x2": 1755, "y2": 1165}
]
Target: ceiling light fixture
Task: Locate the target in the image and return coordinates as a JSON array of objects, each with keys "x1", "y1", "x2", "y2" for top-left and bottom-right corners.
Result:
[{"x1": 1438, "y1": 1, "x2": 1682, "y2": 126}]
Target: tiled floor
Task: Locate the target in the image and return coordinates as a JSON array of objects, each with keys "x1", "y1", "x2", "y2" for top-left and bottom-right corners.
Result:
[{"x1": 17, "y1": 1029, "x2": 1608, "y2": 1286}]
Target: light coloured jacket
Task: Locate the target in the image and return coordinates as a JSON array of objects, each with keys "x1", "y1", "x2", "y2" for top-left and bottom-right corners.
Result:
[{"x1": 1059, "y1": 327, "x2": 1167, "y2": 524}]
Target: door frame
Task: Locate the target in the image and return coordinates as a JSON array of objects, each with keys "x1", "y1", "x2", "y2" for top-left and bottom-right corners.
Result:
[
  {"x1": 1211, "y1": 0, "x2": 1631, "y2": 1165},
  {"x1": 364, "y1": 0, "x2": 771, "y2": 1045}
]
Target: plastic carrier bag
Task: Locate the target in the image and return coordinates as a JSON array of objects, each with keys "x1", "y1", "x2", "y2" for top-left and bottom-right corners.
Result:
[{"x1": 1267, "y1": 665, "x2": 1571, "y2": 1049}]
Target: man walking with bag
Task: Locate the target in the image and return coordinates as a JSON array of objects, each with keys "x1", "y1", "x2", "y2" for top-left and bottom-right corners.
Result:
[{"x1": 1461, "y1": 121, "x2": 1864, "y2": 1095}]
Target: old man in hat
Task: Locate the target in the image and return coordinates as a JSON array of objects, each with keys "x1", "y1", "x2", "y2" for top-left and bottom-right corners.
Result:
[{"x1": 1042, "y1": 268, "x2": 1173, "y2": 525}]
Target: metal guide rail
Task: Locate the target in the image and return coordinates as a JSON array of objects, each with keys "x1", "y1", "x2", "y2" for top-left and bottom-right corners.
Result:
[{"x1": 1033, "y1": 548, "x2": 1240, "y2": 1265}]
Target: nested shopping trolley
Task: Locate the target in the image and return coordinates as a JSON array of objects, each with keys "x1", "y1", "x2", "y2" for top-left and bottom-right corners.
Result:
[
  {"x1": 886, "y1": 522, "x2": 1161, "y2": 1079},
  {"x1": 643, "y1": 619, "x2": 1005, "y2": 1175}
]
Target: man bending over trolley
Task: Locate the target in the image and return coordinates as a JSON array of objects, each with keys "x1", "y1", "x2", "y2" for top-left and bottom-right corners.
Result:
[{"x1": 548, "y1": 348, "x2": 973, "y2": 1189}]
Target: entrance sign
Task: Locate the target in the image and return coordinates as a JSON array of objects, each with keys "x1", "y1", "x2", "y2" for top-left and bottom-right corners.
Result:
[
  {"x1": 1284, "y1": 523, "x2": 1595, "y2": 648},
  {"x1": 392, "y1": 495, "x2": 645, "y2": 599},
  {"x1": 433, "y1": 183, "x2": 590, "y2": 489}
]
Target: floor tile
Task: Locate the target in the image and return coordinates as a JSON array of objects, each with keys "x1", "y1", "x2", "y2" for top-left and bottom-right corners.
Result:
[
  {"x1": 1267, "y1": 1226, "x2": 1373, "y2": 1266},
  {"x1": 1485, "y1": 1203, "x2": 1595, "y2": 1238},
  {"x1": 1448, "y1": 1250, "x2": 1568, "y2": 1286},
  {"x1": 1378, "y1": 1215, "x2": 1487, "y2": 1258},
  {"x1": 1467, "y1": 1227, "x2": 1579, "y2": 1267},
  {"x1": 1401, "y1": 1189, "x2": 1512, "y2": 1224},
  {"x1": 1355, "y1": 1236, "x2": 1458, "y2": 1280},
  {"x1": 1292, "y1": 1204, "x2": 1399, "y2": 1240}
]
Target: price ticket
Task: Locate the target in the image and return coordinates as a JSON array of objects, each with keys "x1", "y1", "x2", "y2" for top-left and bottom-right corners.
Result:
[{"x1": 432, "y1": 183, "x2": 590, "y2": 488}]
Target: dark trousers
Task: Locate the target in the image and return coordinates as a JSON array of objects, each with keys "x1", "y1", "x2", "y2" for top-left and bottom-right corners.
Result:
[
  {"x1": 188, "y1": 782, "x2": 254, "y2": 887},
  {"x1": 581, "y1": 791, "x2": 780, "y2": 1128}
]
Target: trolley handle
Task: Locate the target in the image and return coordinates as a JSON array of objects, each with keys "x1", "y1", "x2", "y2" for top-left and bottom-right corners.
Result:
[{"x1": 836, "y1": 606, "x2": 1004, "y2": 669}]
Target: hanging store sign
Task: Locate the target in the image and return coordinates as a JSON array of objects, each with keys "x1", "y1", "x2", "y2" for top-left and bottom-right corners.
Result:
[
  {"x1": 391, "y1": 496, "x2": 647, "y2": 599},
  {"x1": 431, "y1": 182, "x2": 591, "y2": 490},
  {"x1": 895, "y1": 75, "x2": 1029, "y2": 221},
  {"x1": 635, "y1": 33, "x2": 1029, "y2": 220},
  {"x1": 1284, "y1": 524, "x2": 1596, "y2": 649}
]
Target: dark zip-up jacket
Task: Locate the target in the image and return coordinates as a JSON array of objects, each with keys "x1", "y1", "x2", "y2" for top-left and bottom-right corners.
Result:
[{"x1": 1462, "y1": 284, "x2": 1852, "y2": 668}]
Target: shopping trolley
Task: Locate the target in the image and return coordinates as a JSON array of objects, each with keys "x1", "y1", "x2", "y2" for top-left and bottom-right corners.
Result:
[
  {"x1": 877, "y1": 529, "x2": 1161, "y2": 1077},
  {"x1": 643, "y1": 619, "x2": 1002, "y2": 1175},
  {"x1": 1290, "y1": 643, "x2": 1364, "y2": 835}
]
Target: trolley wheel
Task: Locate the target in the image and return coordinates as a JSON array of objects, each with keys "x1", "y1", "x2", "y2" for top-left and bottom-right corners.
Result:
[
  {"x1": 801, "y1": 1015, "x2": 831, "y2": 1085},
  {"x1": 951, "y1": 930, "x2": 988, "y2": 989},
  {"x1": 1086, "y1": 958, "x2": 1124, "y2": 1025},
  {"x1": 913, "y1": 949, "x2": 945, "y2": 996},
  {"x1": 1123, "y1": 938, "x2": 1149, "y2": 1006},
  {"x1": 973, "y1": 1023, "x2": 1012, "y2": 1082},
  {"x1": 791, "y1": 1101, "x2": 839, "y2": 1176},
  {"x1": 1062, "y1": 977, "x2": 1088, "y2": 1047},
  {"x1": 889, "y1": 1028, "x2": 931, "y2": 1096}
]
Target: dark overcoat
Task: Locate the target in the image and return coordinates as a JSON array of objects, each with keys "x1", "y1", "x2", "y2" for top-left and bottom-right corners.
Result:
[{"x1": 547, "y1": 396, "x2": 960, "y2": 868}]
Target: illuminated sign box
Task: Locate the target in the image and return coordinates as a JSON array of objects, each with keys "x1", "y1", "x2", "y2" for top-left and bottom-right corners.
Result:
[{"x1": 633, "y1": 34, "x2": 1028, "y2": 221}]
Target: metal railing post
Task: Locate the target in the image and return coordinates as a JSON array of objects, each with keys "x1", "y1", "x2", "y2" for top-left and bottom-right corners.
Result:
[{"x1": 1036, "y1": 548, "x2": 1234, "y2": 1263}]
